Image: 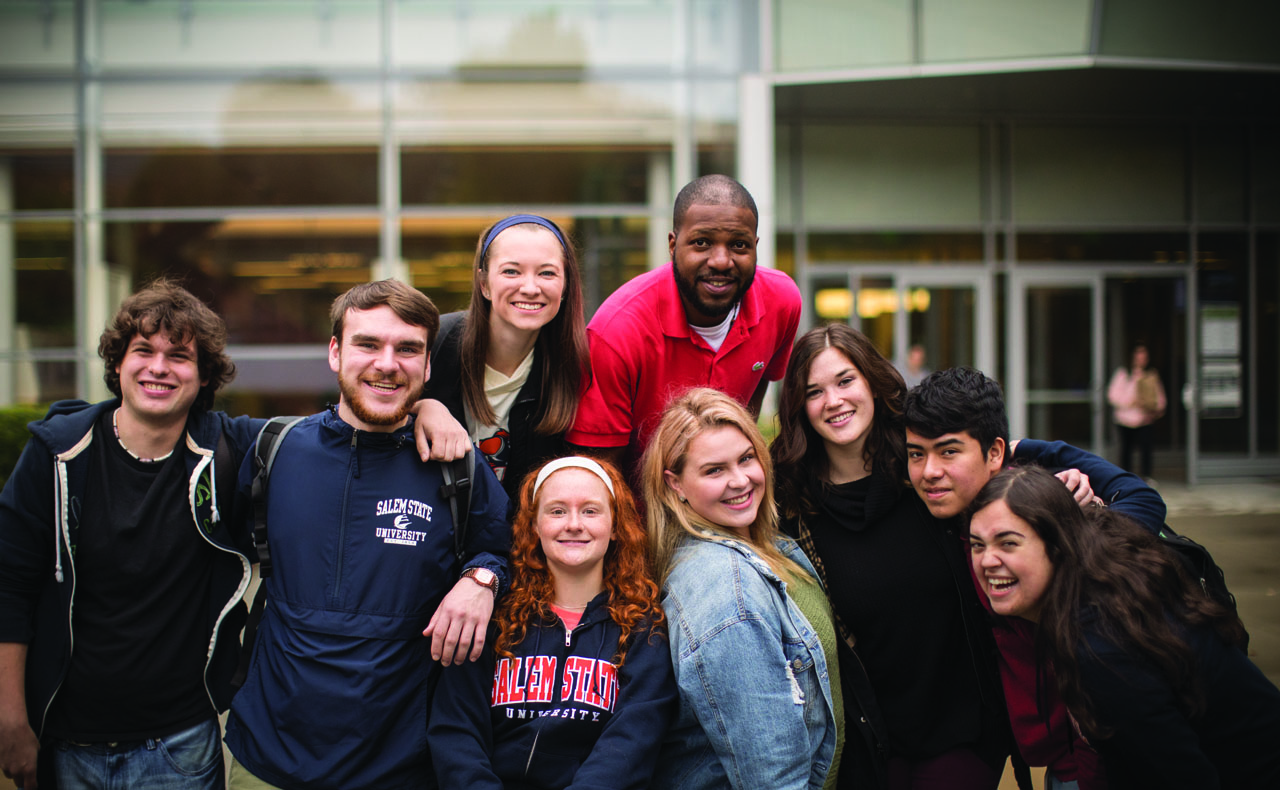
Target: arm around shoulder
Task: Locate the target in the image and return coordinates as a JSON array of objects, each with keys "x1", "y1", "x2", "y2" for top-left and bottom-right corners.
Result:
[{"x1": 1013, "y1": 438, "x2": 1166, "y2": 531}]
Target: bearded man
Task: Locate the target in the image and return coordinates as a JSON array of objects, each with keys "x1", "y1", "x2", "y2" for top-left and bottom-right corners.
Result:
[
  {"x1": 567, "y1": 174, "x2": 802, "y2": 475},
  {"x1": 224, "y1": 280, "x2": 511, "y2": 790}
]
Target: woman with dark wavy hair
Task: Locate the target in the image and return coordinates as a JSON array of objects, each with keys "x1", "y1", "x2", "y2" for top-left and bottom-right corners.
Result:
[
  {"x1": 429, "y1": 456, "x2": 676, "y2": 789},
  {"x1": 423, "y1": 214, "x2": 591, "y2": 498},
  {"x1": 771, "y1": 324, "x2": 1009, "y2": 790},
  {"x1": 968, "y1": 465, "x2": 1280, "y2": 788}
]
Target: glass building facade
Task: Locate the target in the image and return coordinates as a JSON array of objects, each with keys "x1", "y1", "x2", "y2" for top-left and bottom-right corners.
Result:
[{"x1": 2, "y1": 0, "x2": 1277, "y2": 480}]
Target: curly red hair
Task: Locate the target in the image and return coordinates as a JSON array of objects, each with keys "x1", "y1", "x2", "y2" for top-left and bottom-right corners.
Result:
[{"x1": 495, "y1": 458, "x2": 664, "y2": 667}]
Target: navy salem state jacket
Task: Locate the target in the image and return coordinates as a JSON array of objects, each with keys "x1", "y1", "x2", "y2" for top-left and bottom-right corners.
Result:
[
  {"x1": 225, "y1": 409, "x2": 511, "y2": 790},
  {"x1": 429, "y1": 592, "x2": 677, "y2": 790}
]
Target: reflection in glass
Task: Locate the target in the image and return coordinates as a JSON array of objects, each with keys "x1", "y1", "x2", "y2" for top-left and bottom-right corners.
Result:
[
  {"x1": 5, "y1": 152, "x2": 75, "y2": 211},
  {"x1": 105, "y1": 148, "x2": 378, "y2": 209},
  {"x1": 855, "y1": 276, "x2": 894, "y2": 359},
  {"x1": 100, "y1": 0, "x2": 380, "y2": 69},
  {"x1": 0, "y1": 1, "x2": 75, "y2": 69},
  {"x1": 401, "y1": 148, "x2": 650, "y2": 207},
  {"x1": 1105, "y1": 276, "x2": 1186, "y2": 466},
  {"x1": 14, "y1": 220, "x2": 75, "y2": 348},
  {"x1": 1028, "y1": 403, "x2": 1091, "y2": 449},
  {"x1": 1026, "y1": 286, "x2": 1091, "y2": 391},
  {"x1": 910, "y1": 286, "x2": 974, "y2": 371},
  {"x1": 3, "y1": 361, "x2": 78, "y2": 407},
  {"x1": 105, "y1": 219, "x2": 377, "y2": 345}
]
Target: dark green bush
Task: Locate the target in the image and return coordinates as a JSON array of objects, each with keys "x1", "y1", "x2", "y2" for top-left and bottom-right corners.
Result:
[{"x1": 0, "y1": 405, "x2": 50, "y2": 488}]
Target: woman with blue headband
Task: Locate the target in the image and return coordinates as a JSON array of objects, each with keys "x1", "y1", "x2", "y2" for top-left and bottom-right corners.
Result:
[
  {"x1": 424, "y1": 215, "x2": 591, "y2": 498},
  {"x1": 429, "y1": 456, "x2": 676, "y2": 788}
]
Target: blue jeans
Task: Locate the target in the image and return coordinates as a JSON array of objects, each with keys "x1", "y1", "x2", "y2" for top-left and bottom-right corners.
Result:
[
  {"x1": 53, "y1": 718, "x2": 224, "y2": 790},
  {"x1": 1047, "y1": 774, "x2": 1080, "y2": 790}
]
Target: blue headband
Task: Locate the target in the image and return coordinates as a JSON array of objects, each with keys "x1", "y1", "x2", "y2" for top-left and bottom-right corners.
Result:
[{"x1": 480, "y1": 214, "x2": 568, "y2": 262}]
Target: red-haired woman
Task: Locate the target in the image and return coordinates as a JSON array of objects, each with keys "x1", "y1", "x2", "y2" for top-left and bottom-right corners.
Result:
[{"x1": 429, "y1": 456, "x2": 676, "y2": 789}]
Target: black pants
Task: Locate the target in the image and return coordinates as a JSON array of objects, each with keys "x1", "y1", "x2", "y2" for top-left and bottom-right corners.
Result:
[{"x1": 1117, "y1": 423, "x2": 1153, "y2": 478}]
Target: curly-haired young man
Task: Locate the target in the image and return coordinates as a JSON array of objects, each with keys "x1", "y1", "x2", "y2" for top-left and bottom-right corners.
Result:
[{"x1": 0, "y1": 280, "x2": 264, "y2": 790}]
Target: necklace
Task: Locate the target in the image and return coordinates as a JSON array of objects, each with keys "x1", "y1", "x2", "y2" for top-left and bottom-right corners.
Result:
[
  {"x1": 552, "y1": 601, "x2": 589, "y2": 611},
  {"x1": 112, "y1": 408, "x2": 174, "y2": 464}
]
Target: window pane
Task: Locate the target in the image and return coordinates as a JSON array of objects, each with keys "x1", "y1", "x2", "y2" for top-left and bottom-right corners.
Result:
[
  {"x1": 1026, "y1": 286, "x2": 1091, "y2": 391},
  {"x1": 922, "y1": 0, "x2": 1091, "y2": 61},
  {"x1": 106, "y1": 218, "x2": 376, "y2": 345},
  {"x1": 105, "y1": 147, "x2": 378, "y2": 209},
  {"x1": 14, "y1": 220, "x2": 75, "y2": 348},
  {"x1": 909, "y1": 286, "x2": 975, "y2": 371},
  {"x1": 102, "y1": 80, "x2": 382, "y2": 148},
  {"x1": 4, "y1": 151, "x2": 75, "y2": 211},
  {"x1": 0, "y1": 1, "x2": 76, "y2": 70},
  {"x1": 854, "y1": 275, "x2": 895, "y2": 358},
  {"x1": 395, "y1": 79, "x2": 686, "y2": 149},
  {"x1": 577, "y1": 217, "x2": 648, "y2": 316},
  {"x1": 808, "y1": 233, "x2": 984, "y2": 264},
  {"x1": 2, "y1": 219, "x2": 75, "y2": 406},
  {"x1": 1013, "y1": 125, "x2": 1185, "y2": 224},
  {"x1": 101, "y1": 0, "x2": 380, "y2": 70},
  {"x1": 1017, "y1": 232, "x2": 1189, "y2": 264},
  {"x1": 0, "y1": 85, "x2": 76, "y2": 148},
  {"x1": 1028, "y1": 403, "x2": 1091, "y2": 449},
  {"x1": 395, "y1": 1, "x2": 746, "y2": 73},
  {"x1": 401, "y1": 148, "x2": 651, "y2": 207}
]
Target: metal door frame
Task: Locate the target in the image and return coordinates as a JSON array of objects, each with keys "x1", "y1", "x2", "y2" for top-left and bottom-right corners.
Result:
[{"x1": 1007, "y1": 268, "x2": 1105, "y2": 452}]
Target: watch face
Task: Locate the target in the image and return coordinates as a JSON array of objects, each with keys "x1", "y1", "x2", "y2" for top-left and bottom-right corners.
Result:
[{"x1": 470, "y1": 568, "x2": 496, "y2": 586}]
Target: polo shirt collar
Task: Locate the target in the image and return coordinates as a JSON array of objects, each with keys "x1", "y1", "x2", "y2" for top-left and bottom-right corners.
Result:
[{"x1": 659, "y1": 263, "x2": 765, "y2": 343}]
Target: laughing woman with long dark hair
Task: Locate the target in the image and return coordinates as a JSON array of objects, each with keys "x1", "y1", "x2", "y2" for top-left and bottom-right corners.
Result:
[{"x1": 968, "y1": 465, "x2": 1280, "y2": 788}]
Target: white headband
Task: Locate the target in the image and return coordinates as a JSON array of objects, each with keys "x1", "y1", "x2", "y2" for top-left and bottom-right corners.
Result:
[{"x1": 533, "y1": 456, "x2": 615, "y2": 497}]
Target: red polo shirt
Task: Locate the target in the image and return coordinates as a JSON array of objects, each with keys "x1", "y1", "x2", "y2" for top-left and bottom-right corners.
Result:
[{"x1": 567, "y1": 264, "x2": 801, "y2": 464}]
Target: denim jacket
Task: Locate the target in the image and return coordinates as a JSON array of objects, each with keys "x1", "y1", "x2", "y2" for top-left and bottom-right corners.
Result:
[{"x1": 652, "y1": 531, "x2": 837, "y2": 790}]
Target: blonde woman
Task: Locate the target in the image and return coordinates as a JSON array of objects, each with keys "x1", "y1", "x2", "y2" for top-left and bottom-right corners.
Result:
[{"x1": 642, "y1": 388, "x2": 842, "y2": 790}]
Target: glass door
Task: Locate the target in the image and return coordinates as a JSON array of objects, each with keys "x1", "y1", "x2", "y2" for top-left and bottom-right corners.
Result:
[
  {"x1": 801, "y1": 265, "x2": 993, "y2": 377},
  {"x1": 1008, "y1": 270, "x2": 1104, "y2": 450}
]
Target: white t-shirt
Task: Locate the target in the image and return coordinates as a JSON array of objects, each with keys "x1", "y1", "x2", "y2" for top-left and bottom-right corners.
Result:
[
  {"x1": 465, "y1": 349, "x2": 534, "y2": 483},
  {"x1": 689, "y1": 304, "x2": 739, "y2": 352}
]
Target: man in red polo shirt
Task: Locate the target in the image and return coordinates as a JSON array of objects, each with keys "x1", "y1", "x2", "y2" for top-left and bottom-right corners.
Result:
[{"x1": 567, "y1": 174, "x2": 801, "y2": 473}]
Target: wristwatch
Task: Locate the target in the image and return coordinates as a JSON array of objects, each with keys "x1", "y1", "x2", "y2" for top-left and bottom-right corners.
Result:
[{"x1": 462, "y1": 566, "x2": 498, "y2": 595}]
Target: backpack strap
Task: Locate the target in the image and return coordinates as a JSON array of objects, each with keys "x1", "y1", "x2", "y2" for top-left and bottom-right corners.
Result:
[
  {"x1": 232, "y1": 415, "x2": 303, "y2": 694},
  {"x1": 250, "y1": 416, "x2": 304, "y2": 579},
  {"x1": 440, "y1": 447, "x2": 476, "y2": 564}
]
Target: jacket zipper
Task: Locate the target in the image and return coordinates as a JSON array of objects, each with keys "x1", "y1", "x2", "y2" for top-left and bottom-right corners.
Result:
[
  {"x1": 40, "y1": 456, "x2": 76, "y2": 739},
  {"x1": 189, "y1": 448, "x2": 255, "y2": 714},
  {"x1": 332, "y1": 430, "x2": 358, "y2": 605}
]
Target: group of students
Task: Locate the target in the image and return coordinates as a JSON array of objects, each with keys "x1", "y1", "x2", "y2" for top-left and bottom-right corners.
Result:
[
  {"x1": 3, "y1": 184, "x2": 1279, "y2": 790},
  {"x1": 414, "y1": 211, "x2": 1280, "y2": 789}
]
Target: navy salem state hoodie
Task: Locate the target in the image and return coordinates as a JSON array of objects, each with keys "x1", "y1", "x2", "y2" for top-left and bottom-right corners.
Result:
[{"x1": 429, "y1": 592, "x2": 677, "y2": 789}]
